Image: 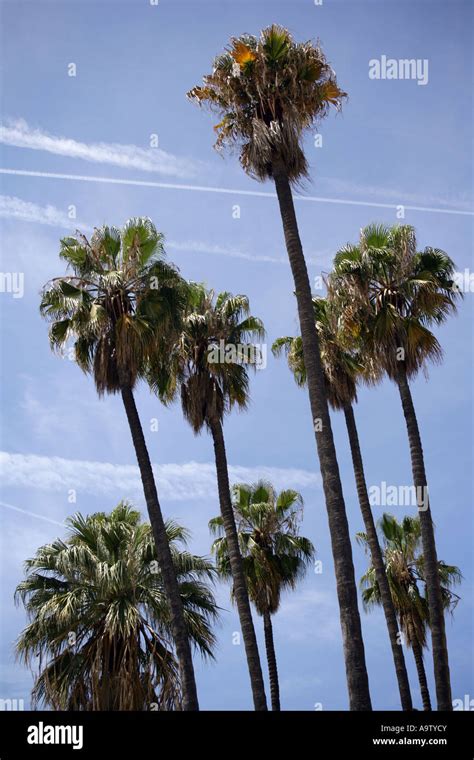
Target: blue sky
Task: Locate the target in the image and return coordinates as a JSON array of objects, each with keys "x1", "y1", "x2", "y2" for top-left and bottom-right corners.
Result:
[{"x1": 0, "y1": 0, "x2": 472, "y2": 710}]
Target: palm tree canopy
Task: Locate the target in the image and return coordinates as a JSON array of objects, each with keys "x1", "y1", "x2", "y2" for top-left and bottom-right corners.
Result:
[
  {"x1": 40, "y1": 218, "x2": 187, "y2": 395},
  {"x1": 209, "y1": 481, "x2": 314, "y2": 615},
  {"x1": 187, "y1": 25, "x2": 346, "y2": 183},
  {"x1": 150, "y1": 284, "x2": 265, "y2": 433},
  {"x1": 15, "y1": 502, "x2": 219, "y2": 710},
  {"x1": 272, "y1": 296, "x2": 367, "y2": 409},
  {"x1": 357, "y1": 513, "x2": 461, "y2": 648},
  {"x1": 329, "y1": 224, "x2": 462, "y2": 380}
]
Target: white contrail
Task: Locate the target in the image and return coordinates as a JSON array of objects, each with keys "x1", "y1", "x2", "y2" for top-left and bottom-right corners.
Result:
[
  {"x1": 0, "y1": 500, "x2": 66, "y2": 527},
  {"x1": 0, "y1": 168, "x2": 472, "y2": 216}
]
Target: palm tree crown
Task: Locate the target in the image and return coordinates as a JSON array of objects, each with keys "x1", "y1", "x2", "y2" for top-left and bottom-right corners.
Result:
[
  {"x1": 40, "y1": 218, "x2": 185, "y2": 394},
  {"x1": 329, "y1": 223, "x2": 461, "y2": 380},
  {"x1": 358, "y1": 513, "x2": 460, "y2": 711},
  {"x1": 187, "y1": 24, "x2": 346, "y2": 182},
  {"x1": 358, "y1": 513, "x2": 461, "y2": 643},
  {"x1": 152, "y1": 285, "x2": 265, "y2": 431},
  {"x1": 209, "y1": 481, "x2": 315, "y2": 616},
  {"x1": 272, "y1": 296, "x2": 369, "y2": 410},
  {"x1": 15, "y1": 503, "x2": 219, "y2": 711}
]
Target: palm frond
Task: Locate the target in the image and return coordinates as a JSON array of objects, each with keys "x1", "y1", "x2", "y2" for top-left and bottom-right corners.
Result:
[{"x1": 16, "y1": 505, "x2": 219, "y2": 710}]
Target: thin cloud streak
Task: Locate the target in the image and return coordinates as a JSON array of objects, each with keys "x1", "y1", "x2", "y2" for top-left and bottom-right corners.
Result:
[
  {"x1": 0, "y1": 194, "x2": 88, "y2": 230},
  {"x1": 168, "y1": 239, "x2": 287, "y2": 264},
  {"x1": 319, "y1": 176, "x2": 474, "y2": 213},
  {"x1": 169, "y1": 240, "x2": 326, "y2": 266},
  {"x1": 0, "y1": 451, "x2": 322, "y2": 503},
  {"x1": 0, "y1": 196, "x2": 327, "y2": 266},
  {"x1": 0, "y1": 118, "x2": 202, "y2": 179},
  {"x1": 0, "y1": 500, "x2": 65, "y2": 527}
]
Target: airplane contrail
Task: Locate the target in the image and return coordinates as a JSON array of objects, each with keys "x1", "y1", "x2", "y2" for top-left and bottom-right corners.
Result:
[
  {"x1": 1, "y1": 168, "x2": 472, "y2": 216},
  {"x1": 0, "y1": 500, "x2": 66, "y2": 527}
]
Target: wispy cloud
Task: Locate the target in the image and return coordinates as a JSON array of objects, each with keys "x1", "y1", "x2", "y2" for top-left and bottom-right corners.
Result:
[
  {"x1": 168, "y1": 239, "x2": 287, "y2": 265},
  {"x1": 0, "y1": 194, "x2": 88, "y2": 229},
  {"x1": 0, "y1": 118, "x2": 202, "y2": 178},
  {"x1": 0, "y1": 196, "x2": 327, "y2": 267},
  {"x1": 0, "y1": 451, "x2": 321, "y2": 503},
  {"x1": 319, "y1": 176, "x2": 474, "y2": 212},
  {"x1": 19, "y1": 381, "x2": 121, "y2": 446},
  {"x1": 168, "y1": 240, "x2": 330, "y2": 267}
]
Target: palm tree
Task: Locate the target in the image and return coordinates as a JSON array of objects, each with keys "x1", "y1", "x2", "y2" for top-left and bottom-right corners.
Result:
[
  {"x1": 150, "y1": 285, "x2": 268, "y2": 710},
  {"x1": 273, "y1": 297, "x2": 413, "y2": 710},
  {"x1": 188, "y1": 24, "x2": 372, "y2": 711},
  {"x1": 15, "y1": 502, "x2": 219, "y2": 710},
  {"x1": 39, "y1": 219, "x2": 200, "y2": 710},
  {"x1": 358, "y1": 514, "x2": 461, "y2": 711},
  {"x1": 209, "y1": 481, "x2": 315, "y2": 710},
  {"x1": 330, "y1": 223, "x2": 462, "y2": 710}
]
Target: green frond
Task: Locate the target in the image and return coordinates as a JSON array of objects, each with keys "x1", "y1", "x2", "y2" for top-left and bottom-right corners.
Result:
[
  {"x1": 188, "y1": 27, "x2": 346, "y2": 183},
  {"x1": 59, "y1": 236, "x2": 89, "y2": 270},
  {"x1": 210, "y1": 480, "x2": 314, "y2": 616},
  {"x1": 273, "y1": 298, "x2": 360, "y2": 407},
  {"x1": 15, "y1": 504, "x2": 219, "y2": 710},
  {"x1": 149, "y1": 286, "x2": 264, "y2": 432},
  {"x1": 329, "y1": 223, "x2": 461, "y2": 381},
  {"x1": 357, "y1": 513, "x2": 461, "y2": 651},
  {"x1": 41, "y1": 217, "x2": 185, "y2": 395}
]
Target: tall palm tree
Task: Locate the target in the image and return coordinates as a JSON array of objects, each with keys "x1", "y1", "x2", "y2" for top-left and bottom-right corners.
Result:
[
  {"x1": 188, "y1": 24, "x2": 372, "y2": 710},
  {"x1": 150, "y1": 285, "x2": 268, "y2": 710},
  {"x1": 330, "y1": 223, "x2": 462, "y2": 710},
  {"x1": 15, "y1": 502, "x2": 219, "y2": 710},
  {"x1": 209, "y1": 481, "x2": 315, "y2": 710},
  {"x1": 358, "y1": 514, "x2": 461, "y2": 711},
  {"x1": 273, "y1": 297, "x2": 413, "y2": 710},
  {"x1": 39, "y1": 219, "x2": 200, "y2": 710}
]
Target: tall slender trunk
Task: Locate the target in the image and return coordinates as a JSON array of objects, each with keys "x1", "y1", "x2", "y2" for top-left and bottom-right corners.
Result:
[
  {"x1": 396, "y1": 366, "x2": 452, "y2": 711},
  {"x1": 408, "y1": 619, "x2": 432, "y2": 711},
  {"x1": 263, "y1": 611, "x2": 280, "y2": 711},
  {"x1": 209, "y1": 416, "x2": 268, "y2": 711},
  {"x1": 272, "y1": 163, "x2": 371, "y2": 710},
  {"x1": 121, "y1": 384, "x2": 199, "y2": 711},
  {"x1": 343, "y1": 404, "x2": 413, "y2": 711}
]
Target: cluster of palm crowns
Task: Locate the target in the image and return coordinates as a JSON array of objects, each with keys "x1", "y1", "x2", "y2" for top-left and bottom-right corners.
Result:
[{"x1": 16, "y1": 25, "x2": 462, "y2": 713}]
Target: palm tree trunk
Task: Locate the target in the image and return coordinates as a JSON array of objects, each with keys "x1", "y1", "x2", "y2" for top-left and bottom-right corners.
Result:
[
  {"x1": 120, "y1": 384, "x2": 199, "y2": 711},
  {"x1": 272, "y1": 162, "x2": 371, "y2": 710},
  {"x1": 343, "y1": 404, "x2": 413, "y2": 711},
  {"x1": 209, "y1": 416, "x2": 268, "y2": 711},
  {"x1": 263, "y1": 611, "x2": 280, "y2": 711},
  {"x1": 407, "y1": 619, "x2": 432, "y2": 711},
  {"x1": 412, "y1": 641, "x2": 432, "y2": 711},
  {"x1": 396, "y1": 365, "x2": 452, "y2": 711}
]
